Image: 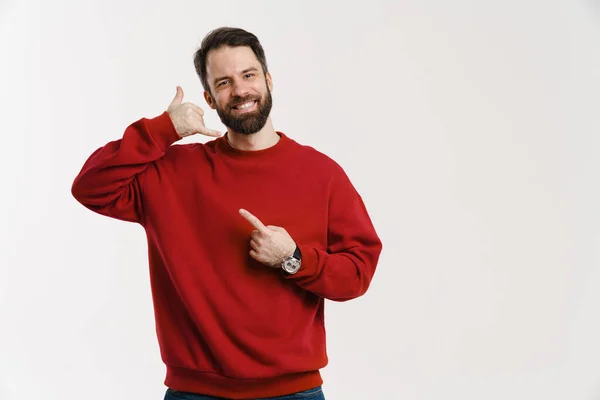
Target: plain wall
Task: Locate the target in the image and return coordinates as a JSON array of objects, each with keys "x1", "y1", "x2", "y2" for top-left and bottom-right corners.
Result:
[{"x1": 1, "y1": 0, "x2": 599, "y2": 399}]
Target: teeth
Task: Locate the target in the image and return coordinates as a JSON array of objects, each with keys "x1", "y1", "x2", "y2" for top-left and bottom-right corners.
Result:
[{"x1": 236, "y1": 101, "x2": 254, "y2": 110}]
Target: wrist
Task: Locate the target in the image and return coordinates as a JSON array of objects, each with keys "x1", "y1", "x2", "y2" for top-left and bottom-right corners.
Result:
[
  {"x1": 281, "y1": 243, "x2": 302, "y2": 274},
  {"x1": 147, "y1": 112, "x2": 182, "y2": 150}
]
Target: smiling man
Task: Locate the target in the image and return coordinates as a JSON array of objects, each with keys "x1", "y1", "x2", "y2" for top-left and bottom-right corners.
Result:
[{"x1": 71, "y1": 27, "x2": 382, "y2": 400}]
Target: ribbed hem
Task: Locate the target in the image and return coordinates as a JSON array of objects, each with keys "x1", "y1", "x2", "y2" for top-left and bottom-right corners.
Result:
[
  {"x1": 216, "y1": 131, "x2": 293, "y2": 160},
  {"x1": 285, "y1": 244, "x2": 320, "y2": 281},
  {"x1": 164, "y1": 366, "x2": 323, "y2": 400},
  {"x1": 145, "y1": 111, "x2": 181, "y2": 151}
]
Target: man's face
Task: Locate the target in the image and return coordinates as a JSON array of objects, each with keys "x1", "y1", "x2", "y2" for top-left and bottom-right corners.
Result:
[{"x1": 204, "y1": 46, "x2": 273, "y2": 135}]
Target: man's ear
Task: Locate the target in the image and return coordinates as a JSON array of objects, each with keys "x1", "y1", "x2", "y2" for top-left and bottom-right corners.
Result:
[
  {"x1": 266, "y1": 72, "x2": 273, "y2": 92},
  {"x1": 204, "y1": 91, "x2": 217, "y2": 110}
]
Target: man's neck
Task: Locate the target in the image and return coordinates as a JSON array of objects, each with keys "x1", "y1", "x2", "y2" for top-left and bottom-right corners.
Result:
[{"x1": 226, "y1": 118, "x2": 279, "y2": 151}]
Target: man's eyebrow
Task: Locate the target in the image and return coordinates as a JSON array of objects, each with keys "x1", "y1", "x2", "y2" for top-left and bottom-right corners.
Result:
[{"x1": 213, "y1": 67, "x2": 259, "y2": 84}]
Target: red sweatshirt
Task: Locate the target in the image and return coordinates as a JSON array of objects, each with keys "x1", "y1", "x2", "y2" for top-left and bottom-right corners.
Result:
[{"x1": 71, "y1": 111, "x2": 382, "y2": 399}]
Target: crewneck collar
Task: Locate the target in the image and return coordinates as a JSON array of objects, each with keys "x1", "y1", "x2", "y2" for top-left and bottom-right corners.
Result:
[{"x1": 216, "y1": 132, "x2": 292, "y2": 159}]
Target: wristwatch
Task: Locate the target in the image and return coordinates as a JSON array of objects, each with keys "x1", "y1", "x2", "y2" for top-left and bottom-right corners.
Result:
[{"x1": 281, "y1": 245, "x2": 302, "y2": 275}]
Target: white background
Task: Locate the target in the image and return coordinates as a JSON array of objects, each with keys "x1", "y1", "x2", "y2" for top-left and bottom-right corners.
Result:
[{"x1": 1, "y1": 1, "x2": 599, "y2": 399}]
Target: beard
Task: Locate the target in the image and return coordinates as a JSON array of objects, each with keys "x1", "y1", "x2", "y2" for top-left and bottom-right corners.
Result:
[{"x1": 215, "y1": 88, "x2": 273, "y2": 135}]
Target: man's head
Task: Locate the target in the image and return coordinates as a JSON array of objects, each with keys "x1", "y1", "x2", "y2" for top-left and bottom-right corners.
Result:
[{"x1": 194, "y1": 27, "x2": 273, "y2": 135}]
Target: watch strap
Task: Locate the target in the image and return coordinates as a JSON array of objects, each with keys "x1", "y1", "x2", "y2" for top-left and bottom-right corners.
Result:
[{"x1": 292, "y1": 244, "x2": 302, "y2": 260}]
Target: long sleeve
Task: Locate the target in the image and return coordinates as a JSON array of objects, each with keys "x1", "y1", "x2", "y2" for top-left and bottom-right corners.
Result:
[
  {"x1": 71, "y1": 112, "x2": 180, "y2": 224},
  {"x1": 285, "y1": 166, "x2": 383, "y2": 302}
]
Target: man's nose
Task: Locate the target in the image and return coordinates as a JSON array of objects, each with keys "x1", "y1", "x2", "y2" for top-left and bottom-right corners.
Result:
[{"x1": 231, "y1": 81, "x2": 250, "y2": 98}]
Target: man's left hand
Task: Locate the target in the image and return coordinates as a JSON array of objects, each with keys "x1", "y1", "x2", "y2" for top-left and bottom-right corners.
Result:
[{"x1": 239, "y1": 208, "x2": 296, "y2": 268}]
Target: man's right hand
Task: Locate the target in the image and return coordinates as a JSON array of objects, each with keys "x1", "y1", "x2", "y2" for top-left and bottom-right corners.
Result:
[{"x1": 167, "y1": 86, "x2": 222, "y2": 138}]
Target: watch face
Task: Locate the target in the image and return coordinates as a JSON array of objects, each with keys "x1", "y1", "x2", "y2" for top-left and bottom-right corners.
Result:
[{"x1": 283, "y1": 257, "x2": 301, "y2": 274}]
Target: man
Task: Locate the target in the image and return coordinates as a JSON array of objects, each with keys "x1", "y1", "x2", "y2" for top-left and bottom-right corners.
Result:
[{"x1": 71, "y1": 27, "x2": 382, "y2": 400}]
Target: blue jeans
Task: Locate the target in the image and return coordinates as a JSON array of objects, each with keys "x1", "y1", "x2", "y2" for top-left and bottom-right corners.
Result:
[{"x1": 164, "y1": 386, "x2": 325, "y2": 400}]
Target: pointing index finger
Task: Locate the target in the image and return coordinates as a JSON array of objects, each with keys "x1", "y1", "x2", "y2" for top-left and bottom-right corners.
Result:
[{"x1": 239, "y1": 209, "x2": 268, "y2": 233}]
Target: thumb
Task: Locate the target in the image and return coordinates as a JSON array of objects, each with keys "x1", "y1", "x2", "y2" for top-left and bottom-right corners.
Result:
[{"x1": 169, "y1": 86, "x2": 184, "y2": 107}]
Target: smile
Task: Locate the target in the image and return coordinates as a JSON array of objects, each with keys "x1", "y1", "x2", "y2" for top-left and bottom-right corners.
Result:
[{"x1": 232, "y1": 101, "x2": 257, "y2": 111}]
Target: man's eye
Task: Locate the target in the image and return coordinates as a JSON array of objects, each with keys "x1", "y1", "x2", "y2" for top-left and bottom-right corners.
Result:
[
  {"x1": 218, "y1": 80, "x2": 230, "y2": 87},
  {"x1": 245, "y1": 73, "x2": 254, "y2": 78}
]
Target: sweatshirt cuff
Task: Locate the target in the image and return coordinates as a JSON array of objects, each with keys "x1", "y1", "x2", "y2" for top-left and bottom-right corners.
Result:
[
  {"x1": 145, "y1": 111, "x2": 181, "y2": 151},
  {"x1": 284, "y1": 243, "x2": 319, "y2": 281}
]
